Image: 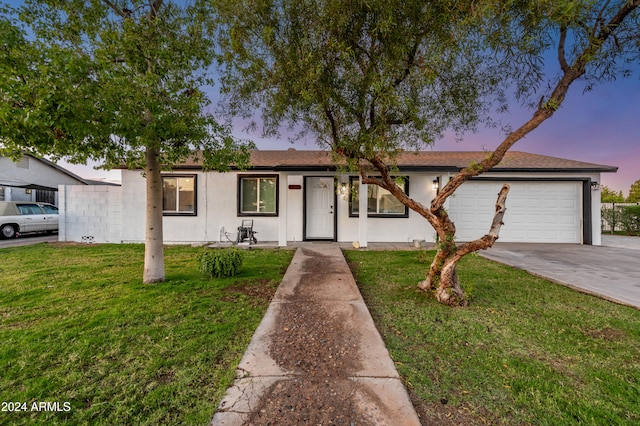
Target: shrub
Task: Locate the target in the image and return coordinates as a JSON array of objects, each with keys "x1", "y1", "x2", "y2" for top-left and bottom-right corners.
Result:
[
  {"x1": 198, "y1": 248, "x2": 244, "y2": 278},
  {"x1": 620, "y1": 205, "x2": 640, "y2": 236},
  {"x1": 601, "y1": 206, "x2": 621, "y2": 232}
]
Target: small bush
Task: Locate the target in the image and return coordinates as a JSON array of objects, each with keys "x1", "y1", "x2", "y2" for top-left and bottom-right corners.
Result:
[
  {"x1": 620, "y1": 205, "x2": 640, "y2": 236},
  {"x1": 198, "y1": 248, "x2": 244, "y2": 278},
  {"x1": 601, "y1": 206, "x2": 621, "y2": 232}
]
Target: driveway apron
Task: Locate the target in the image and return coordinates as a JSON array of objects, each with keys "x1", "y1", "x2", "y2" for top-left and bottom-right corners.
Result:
[{"x1": 480, "y1": 243, "x2": 640, "y2": 309}]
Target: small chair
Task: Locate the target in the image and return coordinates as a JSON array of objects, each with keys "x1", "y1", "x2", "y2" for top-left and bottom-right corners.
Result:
[{"x1": 236, "y1": 219, "x2": 258, "y2": 245}]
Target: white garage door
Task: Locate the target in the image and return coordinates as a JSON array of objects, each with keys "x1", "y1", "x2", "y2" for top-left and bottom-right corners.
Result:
[{"x1": 448, "y1": 181, "x2": 582, "y2": 243}]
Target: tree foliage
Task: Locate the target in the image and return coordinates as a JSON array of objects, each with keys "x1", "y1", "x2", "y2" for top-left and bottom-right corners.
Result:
[
  {"x1": 2, "y1": 0, "x2": 251, "y2": 170},
  {"x1": 1, "y1": 1, "x2": 253, "y2": 282},
  {"x1": 601, "y1": 185, "x2": 626, "y2": 203},
  {"x1": 216, "y1": 0, "x2": 639, "y2": 305},
  {"x1": 627, "y1": 179, "x2": 640, "y2": 203}
]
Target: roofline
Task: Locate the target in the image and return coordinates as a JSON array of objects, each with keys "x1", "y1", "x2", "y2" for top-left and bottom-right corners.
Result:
[
  {"x1": 163, "y1": 165, "x2": 618, "y2": 173},
  {"x1": 26, "y1": 154, "x2": 90, "y2": 185}
]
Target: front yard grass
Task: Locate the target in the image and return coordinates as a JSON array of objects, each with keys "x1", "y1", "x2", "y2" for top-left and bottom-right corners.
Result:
[
  {"x1": 345, "y1": 250, "x2": 640, "y2": 425},
  {"x1": 0, "y1": 243, "x2": 293, "y2": 425}
]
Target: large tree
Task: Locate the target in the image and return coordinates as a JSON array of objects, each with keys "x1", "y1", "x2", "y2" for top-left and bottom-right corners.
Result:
[
  {"x1": 215, "y1": 0, "x2": 639, "y2": 305},
  {"x1": 1, "y1": 1, "x2": 252, "y2": 282}
]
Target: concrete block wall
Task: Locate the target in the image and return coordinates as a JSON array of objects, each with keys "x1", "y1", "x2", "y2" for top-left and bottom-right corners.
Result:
[{"x1": 58, "y1": 185, "x2": 123, "y2": 243}]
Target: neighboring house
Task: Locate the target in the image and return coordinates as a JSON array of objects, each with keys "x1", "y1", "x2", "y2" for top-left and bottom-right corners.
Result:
[
  {"x1": 59, "y1": 149, "x2": 617, "y2": 246},
  {"x1": 0, "y1": 154, "x2": 98, "y2": 206}
]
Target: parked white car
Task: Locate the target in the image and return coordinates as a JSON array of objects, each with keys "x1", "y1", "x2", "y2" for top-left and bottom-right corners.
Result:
[{"x1": 0, "y1": 201, "x2": 59, "y2": 239}]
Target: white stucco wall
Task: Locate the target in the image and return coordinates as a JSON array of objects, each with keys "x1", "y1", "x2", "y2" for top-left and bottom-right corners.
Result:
[
  {"x1": 121, "y1": 170, "x2": 282, "y2": 244},
  {"x1": 58, "y1": 185, "x2": 122, "y2": 243},
  {"x1": 335, "y1": 173, "x2": 439, "y2": 245},
  {"x1": 112, "y1": 169, "x2": 603, "y2": 246},
  {"x1": 118, "y1": 170, "x2": 441, "y2": 245}
]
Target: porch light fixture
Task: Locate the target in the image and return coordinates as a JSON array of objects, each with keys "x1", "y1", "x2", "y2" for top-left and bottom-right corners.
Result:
[
  {"x1": 338, "y1": 182, "x2": 348, "y2": 199},
  {"x1": 432, "y1": 178, "x2": 440, "y2": 192},
  {"x1": 590, "y1": 181, "x2": 600, "y2": 190}
]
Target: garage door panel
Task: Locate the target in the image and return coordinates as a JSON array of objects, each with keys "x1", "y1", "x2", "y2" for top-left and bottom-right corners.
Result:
[{"x1": 449, "y1": 181, "x2": 581, "y2": 243}]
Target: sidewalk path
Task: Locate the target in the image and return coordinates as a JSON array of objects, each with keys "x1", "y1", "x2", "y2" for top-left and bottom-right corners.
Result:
[{"x1": 211, "y1": 243, "x2": 420, "y2": 425}]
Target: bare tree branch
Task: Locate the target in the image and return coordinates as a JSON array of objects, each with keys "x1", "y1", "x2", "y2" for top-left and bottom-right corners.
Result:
[
  {"x1": 558, "y1": 26, "x2": 569, "y2": 73},
  {"x1": 101, "y1": 0, "x2": 129, "y2": 19},
  {"x1": 432, "y1": 0, "x2": 640, "y2": 213},
  {"x1": 592, "y1": 0, "x2": 612, "y2": 38},
  {"x1": 455, "y1": 184, "x2": 510, "y2": 259},
  {"x1": 364, "y1": 155, "x2": 438, "y2": 227}
]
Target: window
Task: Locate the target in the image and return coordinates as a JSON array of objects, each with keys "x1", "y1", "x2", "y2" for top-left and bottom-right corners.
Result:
[
  {"x1": 238, "y1": 175, "x2": 278, "y2": 216},
  {"x1": 17, "y1": 204, "x2": 44, "y2": 215},
  {"x1": 162, "y1": 175, "x2": 196, "y2": 215},
  {"x1": 0, "y1": 186, "x2": 4, "y2": 201},
  {"x1": 41, "y1": 204, "x2": 58, "y2": 214},
  {"x1": 349, "y1": 176, "x2": 409, "y2": 218}
]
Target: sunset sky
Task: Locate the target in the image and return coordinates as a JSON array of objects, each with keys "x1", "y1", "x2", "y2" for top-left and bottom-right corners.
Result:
[
  {"x1": 6, "y1": 0, "x2": 632, "y2": 194},
  {"x1": 64, "y1": 73, "x2": 639, "y2": 195}
]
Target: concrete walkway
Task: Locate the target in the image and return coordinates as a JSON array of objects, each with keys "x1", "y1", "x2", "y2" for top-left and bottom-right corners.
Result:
[
  {"x1": 211, "y1": 243, "x2": 420, "y2": 425},
  {"x1": 480, "y1": 242, "x2": 640, "y2": 309}
]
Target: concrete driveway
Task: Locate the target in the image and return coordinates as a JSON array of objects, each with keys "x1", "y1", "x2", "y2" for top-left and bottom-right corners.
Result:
[
  {"x1": 480, "y1": 240, "x2": 640, "y2": 309},
  {"x1": 0, "y1": 233, "x2": 58, "y2": 249}
]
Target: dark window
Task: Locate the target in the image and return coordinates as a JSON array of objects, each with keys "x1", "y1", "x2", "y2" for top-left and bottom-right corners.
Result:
[
  {"x1": 238, "y1": 175, "x2": 278, "y2": 216},
  {"x1": 162, "y1": 175, "x2": 197, "y2": 215},
  {"x1": 41, "y1": 204, "x2": 58, "y2": 214},
  {"x1": 17, "y1": 204, "x2": 44, "y2": 215},
  {"x1": 36, "y1": 189, "x2": 56, "y2": 205},
  {"x1": 349, "y1": 176, "x2": 409, "y2": 218}
]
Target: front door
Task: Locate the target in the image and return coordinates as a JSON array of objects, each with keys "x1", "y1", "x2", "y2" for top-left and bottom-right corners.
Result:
[{"x1": 305, "y1": 177, "x2": 335, "y2": 240}]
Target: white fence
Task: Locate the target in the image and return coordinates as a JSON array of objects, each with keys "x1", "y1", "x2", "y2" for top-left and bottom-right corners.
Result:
[{"x1": 601, "y1": 202, "x2": 640, "y2": 232}]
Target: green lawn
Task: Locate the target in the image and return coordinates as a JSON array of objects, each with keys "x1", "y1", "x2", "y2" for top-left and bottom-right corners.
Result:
[
  {"x1": 0, "y1": 243, "x2": 293, "y2": 425},
  {"x1": 344, "y1": 250, "x2": 640, "y2": 425}
]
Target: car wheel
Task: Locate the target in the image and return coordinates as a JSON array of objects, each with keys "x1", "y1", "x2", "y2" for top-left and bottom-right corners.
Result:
[{"x1": 1, "y1": 224, "x2": 17, "y2": 239}]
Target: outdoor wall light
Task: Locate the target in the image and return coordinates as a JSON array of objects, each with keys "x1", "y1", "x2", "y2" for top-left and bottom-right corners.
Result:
[
  {"x1": 338, "y1": 182, "x2": 348, "y2": 199},
  {"x1": 432, "y1": 178, "x2": 440, "y2": 192},
  {"x1": 590, "y1": 181, "x2": 600, "y2": 190}
]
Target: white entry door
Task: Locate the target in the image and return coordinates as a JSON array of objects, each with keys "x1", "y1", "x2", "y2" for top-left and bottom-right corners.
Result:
[{"x1": 306, "y1": 177, "x2": 334, "y2": 239}]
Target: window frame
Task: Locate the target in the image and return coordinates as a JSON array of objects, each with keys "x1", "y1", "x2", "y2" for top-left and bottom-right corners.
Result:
[
  {"x1": 237, "y1": 174, "x2": 279, "y2": 217},
  {"x1": 161, "y1": 174, "x2": 197, "y2": 216},
  {"x1": 348, "y1": 176, "x2": 409, "y2": 218}
]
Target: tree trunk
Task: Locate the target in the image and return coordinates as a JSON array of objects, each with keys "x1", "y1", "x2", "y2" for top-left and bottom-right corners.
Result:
[
  {"x1": 143, "y1": 145, "x2": 165, "y2": 283},
  {"x1": 418, "y1": 237, "x2": 468, "y2": 306},
  {"x1": 362, "y1": 157, "x2": 510, "y2": 306},
  {"x1": 418, "y1": 184, "x2": 510, "y2": 306}
]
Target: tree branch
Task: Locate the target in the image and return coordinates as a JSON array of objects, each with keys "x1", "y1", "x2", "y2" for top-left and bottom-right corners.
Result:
[
  {"x1": 324, "y1": 108, "x2": 339, "y2": 146},
  {"x1": 101, "y1": 0, "x2": 129, "y2": 19},
  {"x1": 432, "y1": 0, "x2": 640, "y2": 213},
  {"x1": 557, "y1": 26, "x2": 569, "y2": 73},
  {"x1": 365, "y1": 155, "x2": 438, "y2": 227},
  {"x1": 392, "y1": 41, "x2": 420, "y2": 88},
  {"x1": 592, "y1": 0, "x2": 612, "y2": 39},
  {"x1": 455, "y1": 184, "x2": 510, "y2": 258}
]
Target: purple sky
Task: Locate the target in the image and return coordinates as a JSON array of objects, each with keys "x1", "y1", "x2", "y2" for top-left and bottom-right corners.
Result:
[
  {"x1": 62, "y1": 73, "x2": 639, "y2": 194},
  {"x1": 20, "y1": 0, "x2": 630, "y2": 194},
  {"x1": 226, "y1": 74, "x2": 640, "y2": 195}
]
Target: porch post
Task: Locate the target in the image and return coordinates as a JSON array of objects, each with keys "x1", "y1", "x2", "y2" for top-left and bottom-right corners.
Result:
[
  {"x1": 358, "y1": 177, "x2": 368, "y2": 248},
  {"x1": 278, "y1": 173, "x2": 288, "y2": 247}
]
